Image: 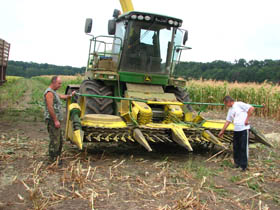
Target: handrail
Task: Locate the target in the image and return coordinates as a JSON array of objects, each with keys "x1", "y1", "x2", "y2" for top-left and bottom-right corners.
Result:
[{"x1": 75, "y1": 93, "x2": 264, "y2": 108}]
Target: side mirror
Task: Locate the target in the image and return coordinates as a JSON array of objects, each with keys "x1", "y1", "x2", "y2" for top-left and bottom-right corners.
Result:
[
  {"x1": 183, "y1": 30, "x2": 188, "y2": 45},
  {"x1": 108, "y1": 19, "x2": 116, "y2": 35},
  {"x1": 84, "y1": 18, "x2": 93, "y2": 34},
  {"x1": 113, "y1": 9, "x2": 121, "y2": 18}
]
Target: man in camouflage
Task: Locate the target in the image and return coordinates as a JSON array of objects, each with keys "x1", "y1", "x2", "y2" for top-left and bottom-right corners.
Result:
[{"x1": 44, "y1": 76, "x2": 74, "y2": 163}]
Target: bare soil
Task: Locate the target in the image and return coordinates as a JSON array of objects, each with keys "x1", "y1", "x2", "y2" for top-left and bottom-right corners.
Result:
[{"x1": 0, "y1": 89, "x2": 279, "y2": 209}]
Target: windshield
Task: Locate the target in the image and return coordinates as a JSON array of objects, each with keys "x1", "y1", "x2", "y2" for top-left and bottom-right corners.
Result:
[{"x1": 119, "y1": 20, "x2": 175, "y2": 74}]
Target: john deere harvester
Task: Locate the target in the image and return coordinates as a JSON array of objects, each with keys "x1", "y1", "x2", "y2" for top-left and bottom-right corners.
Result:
[{"x1": 65, "y1": 0, "x2": 271, "y2": 151}]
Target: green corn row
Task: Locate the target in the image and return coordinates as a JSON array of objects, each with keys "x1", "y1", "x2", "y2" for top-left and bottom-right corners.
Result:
[{"x1": 186, "y1": 80, "x2": 280, "y2": 120}]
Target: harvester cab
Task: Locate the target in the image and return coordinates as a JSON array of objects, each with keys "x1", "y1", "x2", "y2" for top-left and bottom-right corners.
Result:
[
  {"x1": 65, "y1": 0, "x2": 272, "y2": 152},
  {"x1": 84, "y1": 10, "x2": 190, "y2": 88}
]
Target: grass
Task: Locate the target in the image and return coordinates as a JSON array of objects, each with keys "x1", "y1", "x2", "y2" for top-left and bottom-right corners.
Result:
[
  {"x1": 6, "y1": 75, "x2": 24, "y2": 81},
  {"x1": 230, "y1": 175, "x2": 242, "y2": 183},
  {"x1": 0, "y1": 75, "x2": 82, "y2": 122},
  {"x1": 30, "y1": 76, "x2": 83, "y2": 109},
  {"x1": 183, "y1": 159, "x2": 219, "y2": 180},
  {"x1": 208, "y1": 183, "x2": 228, "y2": 196},
  {"x1": 0, "y1": 108, "x2": 44, "y2": 122},
  {"x1": 28, "y1": 75, "x2": 81, "y2": 103},
  {"x1": 0, "y1": 77, "x2": 27, "y2": 108},
  {"x1": 37, "y1": 75, "x2": 83, "y2": 93},
  {"x1": 247, "y1": 180, "x2": 261, "y2": 192},
  {"x1": 220, "y1": 159, "x2": 234, "y2": 168}
]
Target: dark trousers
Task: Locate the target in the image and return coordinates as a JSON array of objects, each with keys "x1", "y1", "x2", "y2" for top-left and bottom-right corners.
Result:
[
  {"x1": 233, "y1": 129, "x2": 249, "y2": 169},
  {"x1": 46, "y1": 120, "x2": 63, "y2": 160}
]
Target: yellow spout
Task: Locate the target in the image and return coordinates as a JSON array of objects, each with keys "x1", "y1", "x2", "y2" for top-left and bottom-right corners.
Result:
[{"x1": 119, "y1": 0, "x2": 134, "y2": 13}]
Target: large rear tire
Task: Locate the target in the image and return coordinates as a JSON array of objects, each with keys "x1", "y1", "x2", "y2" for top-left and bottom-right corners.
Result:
[
  {"x1": 79, "y1": 80, "x2": 114, "y2": 114},
  {"x1": 165, "y1": 86, "x2": 193, "y2": 112}
]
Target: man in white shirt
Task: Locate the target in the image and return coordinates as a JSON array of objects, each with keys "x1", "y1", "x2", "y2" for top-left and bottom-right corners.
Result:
[{"x1": 218, "y1": 96, "x2": 254, "y2": 171}]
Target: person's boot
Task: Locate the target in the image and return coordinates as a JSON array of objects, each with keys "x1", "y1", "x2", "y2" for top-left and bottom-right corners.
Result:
[
  {"x1": 58, "y1": 159, "x2": 63, "y2": 166},
  {"x1": 241, "y1": 167, "x2": 248, "y2": 172},
  {"x1": 49, "y1": 156, "x2": 55, "y2": 163}
]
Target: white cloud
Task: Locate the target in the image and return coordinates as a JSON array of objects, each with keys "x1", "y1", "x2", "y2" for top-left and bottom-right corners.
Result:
[{"x1": 1, "y1": 0, "x2": 279, "y2": 67}]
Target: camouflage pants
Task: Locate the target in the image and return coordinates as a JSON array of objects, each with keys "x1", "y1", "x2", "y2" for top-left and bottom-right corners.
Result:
[{"x1": 46, "y1": 120, "x2": 63, "y2": 160}]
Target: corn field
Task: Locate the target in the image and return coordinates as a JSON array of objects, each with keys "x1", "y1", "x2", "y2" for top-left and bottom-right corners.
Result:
[{"x1": 186, "y1": 79, "x2": 280, "y2": 120}]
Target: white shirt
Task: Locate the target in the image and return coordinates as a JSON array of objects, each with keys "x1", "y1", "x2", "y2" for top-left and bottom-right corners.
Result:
[{"x1": 226, "y1": 102, "x2": 252, "y2": 131}]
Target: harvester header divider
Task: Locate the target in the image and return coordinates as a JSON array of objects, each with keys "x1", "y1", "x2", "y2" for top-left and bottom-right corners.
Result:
[{"x1": 75, "y1": 93, "x2": 264, "y2": 108}]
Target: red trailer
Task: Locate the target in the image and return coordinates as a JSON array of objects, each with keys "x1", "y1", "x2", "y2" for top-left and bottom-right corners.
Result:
[{"x1": 0, "y1": 38, "x2": 11, "y2": 85}]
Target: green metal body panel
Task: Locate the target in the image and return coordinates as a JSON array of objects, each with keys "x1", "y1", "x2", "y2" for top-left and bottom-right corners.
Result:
[
  {"x1": 119, "y1": 71, "x2": 169, "y2": 85},
  {"x1": 168, "y1": 78, "x2": 187, "y2": 88}
]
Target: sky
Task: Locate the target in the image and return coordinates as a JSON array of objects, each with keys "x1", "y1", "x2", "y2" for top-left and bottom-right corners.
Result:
[{"x1": 1, "y1": 0, "x2": 279, "y2": 67}]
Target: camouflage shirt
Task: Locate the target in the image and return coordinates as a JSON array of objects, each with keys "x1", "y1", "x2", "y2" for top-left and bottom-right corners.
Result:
[{"x1": 44, "y1": 87, "x2": 63, "y2": 121}]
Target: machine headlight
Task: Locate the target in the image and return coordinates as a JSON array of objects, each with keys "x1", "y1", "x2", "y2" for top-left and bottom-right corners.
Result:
[
  {"x1": 178, "y1": 22, "x2": 182, "y2": 27},
  {"x1": 168, "y1": 19, "x2": 174, "y2": 25},
  {"x1": 131, "y1": 14, "x2": 137, "y2": 20},
  {"x1": 108, "y1": 75, "x2": 115, "y2": 80},
  {"x1": 138, "y1": 15, "x2": 144, "y2": 20},
  {"x1": 144, "y1": 15, "x2": 151, "y2": 21},
  {"x1": 174, "y1": 21, "x2": 178, "y2": 26}
]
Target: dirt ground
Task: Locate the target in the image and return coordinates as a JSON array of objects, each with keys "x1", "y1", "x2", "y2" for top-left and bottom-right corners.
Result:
[{"x1": 0, "y1": 91, "x2": 280, "y2": 209}]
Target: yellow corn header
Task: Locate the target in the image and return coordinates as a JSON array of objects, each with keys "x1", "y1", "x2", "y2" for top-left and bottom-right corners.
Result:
[{"x1": 65, "y1": 92, "x2": 272, "y2": 152}]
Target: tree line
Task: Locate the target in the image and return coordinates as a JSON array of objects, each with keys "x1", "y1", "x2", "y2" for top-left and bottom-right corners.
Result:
[
  {"x1": 7, "y1": 61, "x2": 85, "y2": 78},
  {"x1": 174, "y1": 59, "x2": 280, "y2": 83},
  {"x1": 6, "y1": 59, "x2": 280, "y2": 83}
]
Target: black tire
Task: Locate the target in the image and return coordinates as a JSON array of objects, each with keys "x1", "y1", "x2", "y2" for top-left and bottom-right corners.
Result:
[
  {"x1": 165, "y1": 86, "x2": 193, "y2": 112},
  {"x1": 79, "y1": 80, "x2": 114, "y2": 114}
]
